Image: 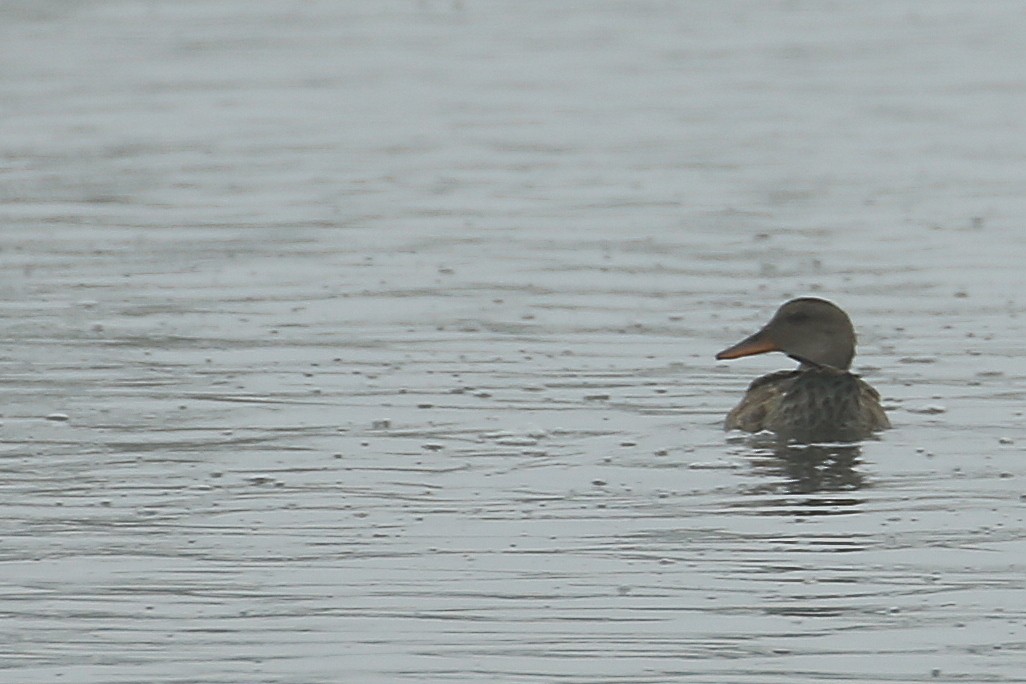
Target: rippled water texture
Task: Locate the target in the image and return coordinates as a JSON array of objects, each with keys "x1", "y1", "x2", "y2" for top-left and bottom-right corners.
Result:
[{"x1": 3, "y1": 2, "x2": 1026, "y2": 682}]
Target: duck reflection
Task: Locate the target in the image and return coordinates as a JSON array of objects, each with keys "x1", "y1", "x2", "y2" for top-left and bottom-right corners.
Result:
[
  {"x1": 732, "y1": 434, "x2": 869, "y2": 516},
  {"x1": 746, "y1": 439, "x2": 866, "y2": 494}
]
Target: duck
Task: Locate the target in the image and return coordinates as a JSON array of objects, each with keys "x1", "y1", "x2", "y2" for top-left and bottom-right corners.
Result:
[{"x1": 715, "y1": 297, "x2": 890, "y2": 442}]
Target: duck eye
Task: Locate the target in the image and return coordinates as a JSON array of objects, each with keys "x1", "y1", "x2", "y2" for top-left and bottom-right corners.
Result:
[{"x1": 787, "y1": 312, "x2": 810, "y2": 323}]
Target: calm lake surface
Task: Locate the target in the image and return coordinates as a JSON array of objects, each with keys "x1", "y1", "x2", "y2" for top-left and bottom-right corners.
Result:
[{"x1": 3, "y1": 2, "x2": 1026, "y2": 682}]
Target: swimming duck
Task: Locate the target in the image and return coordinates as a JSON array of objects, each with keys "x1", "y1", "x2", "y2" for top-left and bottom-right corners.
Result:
[{"x1": 715, "y1": 297, "x2": 890, "y2": 442}]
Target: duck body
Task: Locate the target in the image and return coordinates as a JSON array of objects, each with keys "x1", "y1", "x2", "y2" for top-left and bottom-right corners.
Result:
[
  {"x1": 716, "y1": 297, "x2": 890, "y2": 443},
  {"x1": 724, "y1": 367, "x2": 890, "y2": 442}
]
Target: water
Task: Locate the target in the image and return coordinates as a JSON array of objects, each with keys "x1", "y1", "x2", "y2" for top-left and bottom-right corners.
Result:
[{"x1": 2, "y1": 1, "x2": 1026, "y2": 682}]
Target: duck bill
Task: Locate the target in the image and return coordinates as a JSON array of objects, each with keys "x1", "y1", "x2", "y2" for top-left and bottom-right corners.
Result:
[{"x1": 715, "y1": 329, "x2": 780, "y2": 360}]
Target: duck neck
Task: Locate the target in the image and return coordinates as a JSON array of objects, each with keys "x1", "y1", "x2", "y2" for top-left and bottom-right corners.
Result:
[{"x1": 790, "y1": 355, "x2": 845, "y2": 372}]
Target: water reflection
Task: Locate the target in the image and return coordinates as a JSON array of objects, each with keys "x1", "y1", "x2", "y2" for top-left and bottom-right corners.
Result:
[
  {"x1": 734, "y1": 435, "x2": 870, "y2": 514},
  {"x1": 748, "y1": 440, "x2": 867, "y2": 493}
]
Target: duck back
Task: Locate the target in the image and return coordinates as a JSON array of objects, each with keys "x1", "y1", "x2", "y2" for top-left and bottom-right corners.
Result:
[{"x1": 725, "y1": 368, "x2": 889, "y2": 442}]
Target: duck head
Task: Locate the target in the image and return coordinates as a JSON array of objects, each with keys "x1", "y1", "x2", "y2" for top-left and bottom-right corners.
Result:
[{"x1": 715, "y1": 297, "x2": 857, "y2": 371}]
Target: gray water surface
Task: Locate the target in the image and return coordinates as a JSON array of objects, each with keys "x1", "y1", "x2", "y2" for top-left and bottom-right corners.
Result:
[{"x1": 3, "y1": 2, "x2": 1026, "y2": 683}]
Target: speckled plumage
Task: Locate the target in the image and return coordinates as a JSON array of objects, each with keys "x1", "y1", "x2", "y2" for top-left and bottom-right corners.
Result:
[{"x1": 724, "y1": 367, "x2": 890, "y2": 442}]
